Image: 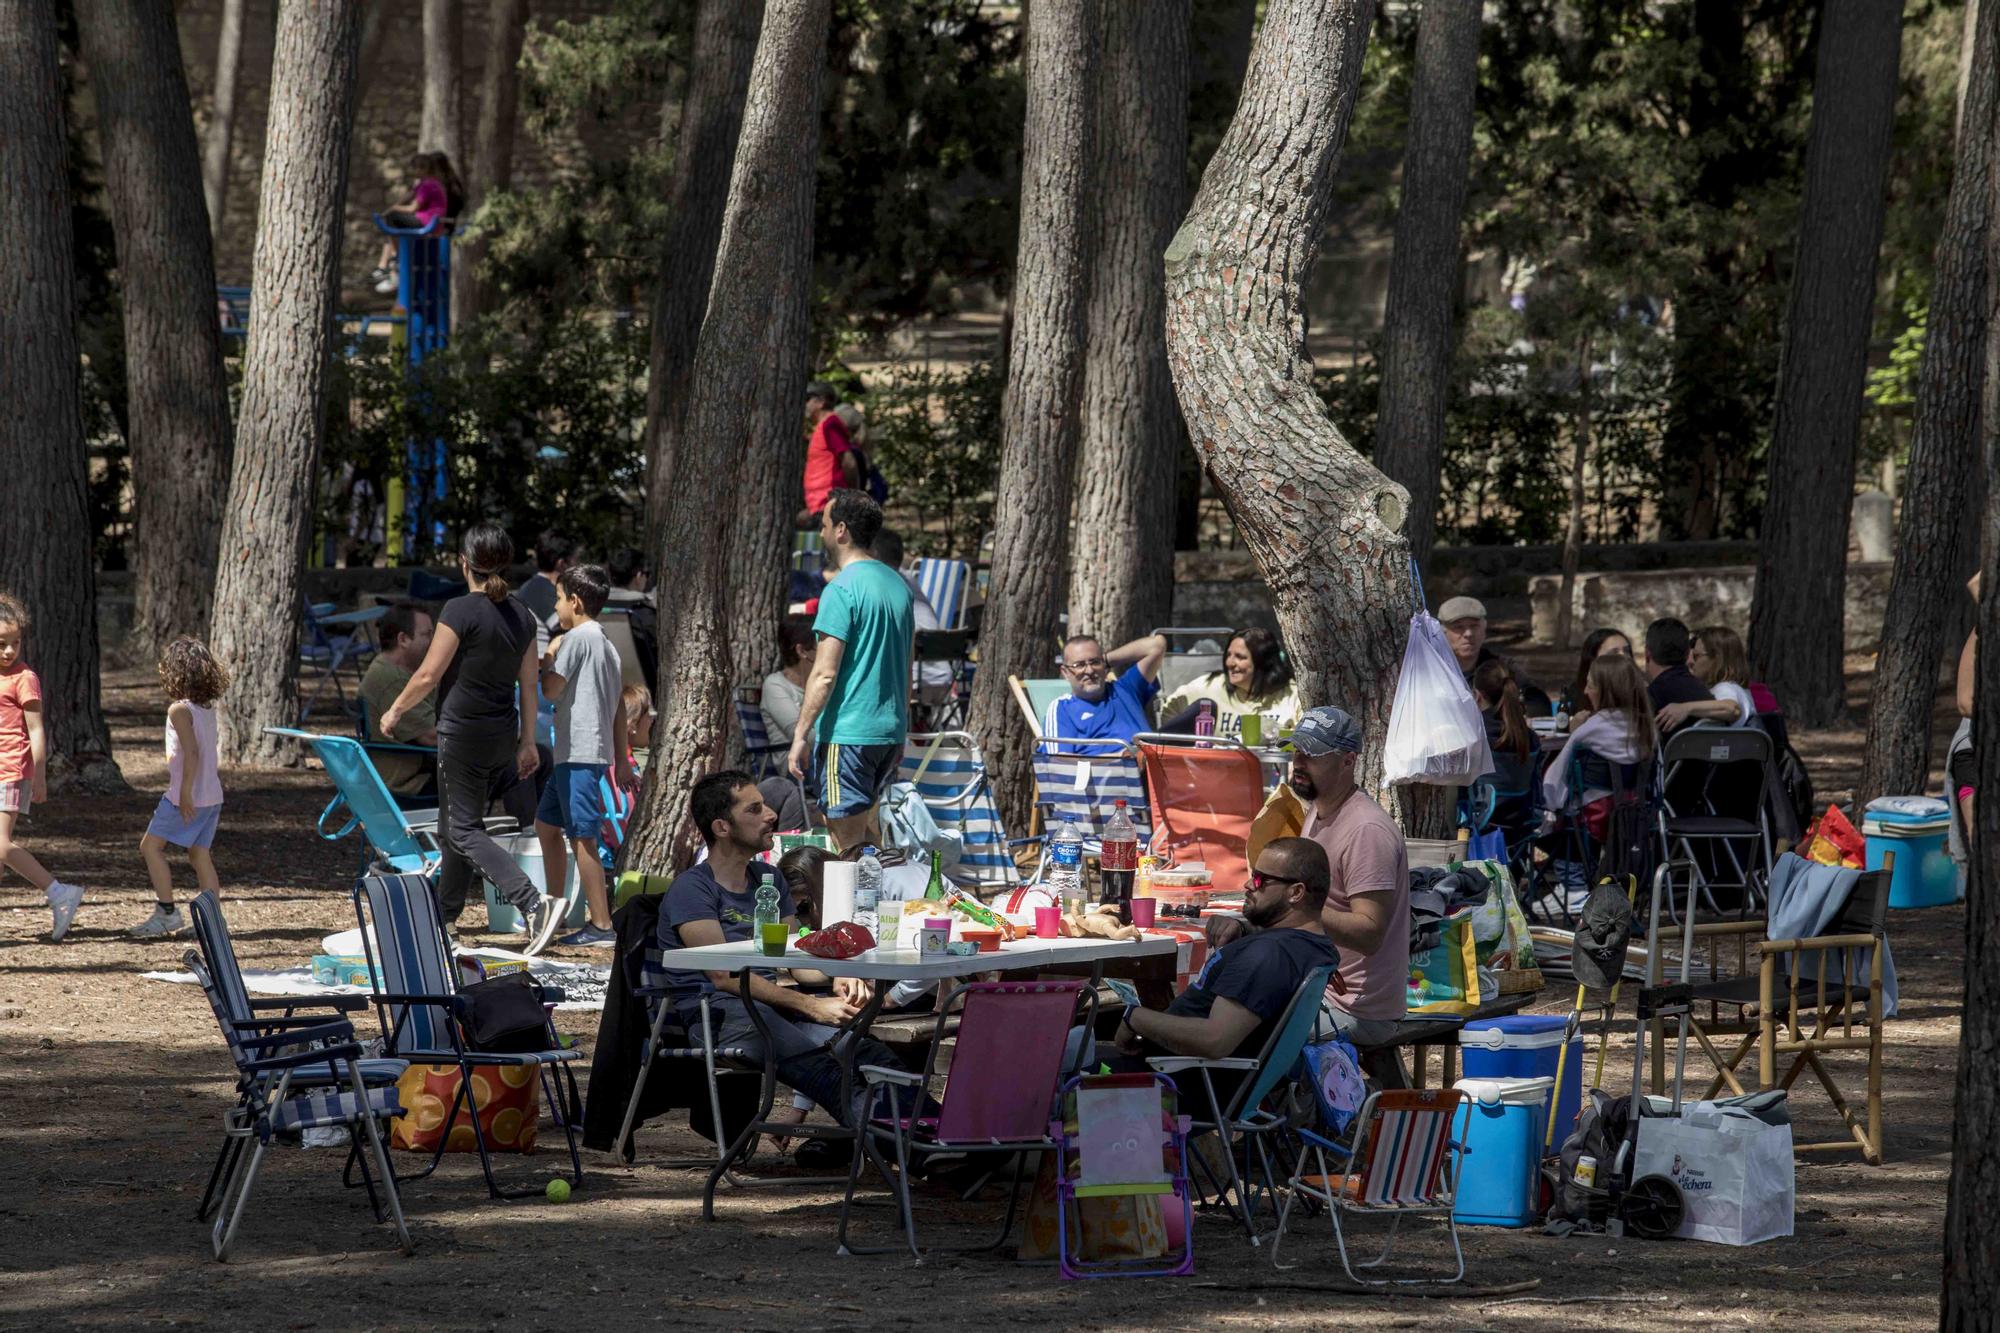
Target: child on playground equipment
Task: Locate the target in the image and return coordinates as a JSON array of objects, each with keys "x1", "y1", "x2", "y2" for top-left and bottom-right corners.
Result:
[
  {"x1": 133, "y1": 637, "x2": 230, "y2": 938},
  {"x1": 0, "y1": 593, "x2": 85, "y2": 942},
  {"x1": 370, "y1": 150, "x2": 464, "y2": 294}
]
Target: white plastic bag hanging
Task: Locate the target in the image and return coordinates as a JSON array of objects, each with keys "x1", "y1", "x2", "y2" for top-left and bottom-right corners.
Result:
[{"x1": 1382, "y1": 605, "x2": 1495, "y2": 787}]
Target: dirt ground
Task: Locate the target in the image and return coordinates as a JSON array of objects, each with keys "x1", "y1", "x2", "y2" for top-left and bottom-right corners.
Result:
[{"x1": 0, "y1": 656, "x2": 1962, "y2": 1330}]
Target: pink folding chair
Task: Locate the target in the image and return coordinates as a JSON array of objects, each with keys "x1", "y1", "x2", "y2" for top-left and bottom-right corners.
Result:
[{"x1": 837, "y1": 979, "x2": 1091, "y2": 1260}]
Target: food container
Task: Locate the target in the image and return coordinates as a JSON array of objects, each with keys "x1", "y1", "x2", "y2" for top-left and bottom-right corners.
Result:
[
  {"x1": 1148, "y1": 865, "x2": 1212, "y2": 889},
  {"x1": 311, "y1": 954, "x2": 380, "y2": 988},
  {"x1": 944, "y1": 940, "x2": 979, "y2": 956},
  {"x1": 961, "y1": 928, "x2": 1002, "y2": 954},
  {"x1": 1152, "y1": 885, "x2": 1222, "y2": 920}
]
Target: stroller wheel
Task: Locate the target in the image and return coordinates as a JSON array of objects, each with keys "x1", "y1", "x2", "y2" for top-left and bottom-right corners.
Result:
[{"x1": 1620, "y1": 1174, "x2": 1684, "y2": 1240}]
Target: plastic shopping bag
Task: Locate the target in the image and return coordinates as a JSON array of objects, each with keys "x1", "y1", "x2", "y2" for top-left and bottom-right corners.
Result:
[
  {"x1": 1631, "y1": 1101, "x2": 1795, "y2": 1245},
  {"x1": 1383, "y1": 611, "x2": 1495, "y2": 787}
]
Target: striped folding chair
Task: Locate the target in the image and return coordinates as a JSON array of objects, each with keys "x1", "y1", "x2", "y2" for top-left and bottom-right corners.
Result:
[
  {"x1": 1029, "y1": 744, "x2": 1150, "y2": 879},
  {"x1": 1271, "y1": 1088, "x2": 1469, "y2": 1284},
  {"x1": 352, "y1": 872, "x2": 585, "y2": 1201},
  {"x1": 913, "y1": 557, "x2": 970, "y2": 630},
  {"x1": 733, "y1": 687, "x2": 791, "y2": 781},
  {"x1": 898, "y1": 732, "x2": 1020, "y2": 892}
]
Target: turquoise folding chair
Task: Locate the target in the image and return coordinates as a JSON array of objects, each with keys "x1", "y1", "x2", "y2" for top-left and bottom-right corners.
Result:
[{"x1": 265, "y1": 728, "x2": 439, "y2": 874}]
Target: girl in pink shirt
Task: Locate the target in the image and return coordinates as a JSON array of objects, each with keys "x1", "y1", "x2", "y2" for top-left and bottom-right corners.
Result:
[
  {"x1": 0, "y1": 593, "x2": 86, "y2": 941},
  {"x1": 133, "y1": 638, "x2": 229, "y2": 938},
  {"x1": 369, "y1": 151, "x2": 465, "y2": 293}
]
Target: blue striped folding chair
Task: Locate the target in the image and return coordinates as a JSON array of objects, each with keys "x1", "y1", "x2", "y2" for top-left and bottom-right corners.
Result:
[
  {"x1": 265, "y1": 728, "x2": 440, "y2": 875},
  {"x1": 898, "y1": 732, "x2": 1020, "y2": 892},
  {"x1": 352, "y1": 872, "x2": 585, "y2": 1200},
  {"x1": 732, "y1": 687, "x2": 791, "y2": 781},
  {"x1": 913, "y1": 557, "x2": 970, "y2": 630},
  {"x1": 1028, "y1": 743, "x2": 1150, "y2": 879}
]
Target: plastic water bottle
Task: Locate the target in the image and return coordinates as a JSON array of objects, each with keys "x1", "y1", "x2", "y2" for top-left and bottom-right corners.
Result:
[
  {"x1": 1099, "y1": 799, "x2": 1139, "y2": 917},
  {"x1": 1049, "y1": 818, "x2": 1085, "y2": 914},
  {"x1": 754, "y1": 875, "x2": 784, "y2": 956},
  {"x1": 854, "y1": 844, "x2": 883, "y2": 943}
]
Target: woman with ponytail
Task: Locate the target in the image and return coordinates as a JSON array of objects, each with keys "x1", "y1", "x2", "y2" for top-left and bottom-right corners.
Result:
[{"x1": 382, "y1": 524, "x2": 556, "y2": 943}]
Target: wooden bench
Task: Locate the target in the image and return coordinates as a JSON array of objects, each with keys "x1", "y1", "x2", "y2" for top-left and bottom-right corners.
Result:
[{"x1": 1354, "y1": 991, "x2": 1539, "y2": 1089}]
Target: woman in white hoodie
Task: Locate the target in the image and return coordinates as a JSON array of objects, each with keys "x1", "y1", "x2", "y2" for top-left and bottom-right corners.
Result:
[{"x1": 1542, "y1": 652, "x2": 1658, "y2": 822}]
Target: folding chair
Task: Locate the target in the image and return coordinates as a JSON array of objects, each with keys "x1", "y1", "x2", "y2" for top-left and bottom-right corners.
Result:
[
  {"x1": 1133, "y1": 733, "x2": 1266, "y2": 896},
  {"x1": 1531, "y1": 752, "x2": 1657, "y2": 927},
  {"x1": 913, "y1": 556, "x2": 971, "y2": 630},
  {"x1": 354, "y1": 697, "x2": 439, "y2": 811},
  {"x1": 839, "y1": 979, "x2": 1090, "y2": 1260},
  {"x1": 1152, "y1": 626, "x2": 1234, "y2": 701},
  {"x1": 352, "y1": 872, "x2": 585, "y2": 1200},
  {"x1": 733, "y1": 687, "x2": 792, "y2": 781},
  {"x1": 597, "y1": 607, "x2": 650, "y2": 691},
  {"x1": 1029, "y1": 743, "x2": 1150, "y2": 879},
  {"x1": 1051, "y1": 1072, "x2": 1196, "y2": 1279},
  {"x1": 299, "y1": 601, "x2": 383, "y2": 723},
  {"x1": 1147, "y1": 962, "x2": 1338, "y2": 1242},
  {"x1": 265, "y1": 728, "x2": 441, "y2": 875},
  {"x1": 912, "y1": 628, "x2": 974, "y2": 731},
  {"x1": 898, "y1": 731, "x2": 1021, "y2": 892},
  {"x1": 1270, "y1": 1088, "x2": 1468, "y2": 1284},
  {"x1": 1010, "y1": 674, "x2": 1071, "y2": 740},
  {"x1": 1657, "y1": 726, "x2": 1777, "y2": 916}
]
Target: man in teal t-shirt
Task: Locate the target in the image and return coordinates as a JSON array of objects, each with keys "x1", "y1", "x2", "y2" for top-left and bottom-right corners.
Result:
[{"x1": 786, "y1": 489, "x2": 914, "y2": 849}]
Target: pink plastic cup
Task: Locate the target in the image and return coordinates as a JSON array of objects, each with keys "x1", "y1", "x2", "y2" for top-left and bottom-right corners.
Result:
[
  {"x1": 1130, "y1": 897, "x2": 1157, "y2": 928},
  {"x1": 1034, "y1": 905, "x2": 1062, "y2": 939}
]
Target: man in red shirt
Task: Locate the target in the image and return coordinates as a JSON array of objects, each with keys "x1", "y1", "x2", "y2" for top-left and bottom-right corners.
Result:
[{"x1": 798, "y1": 381, "x2": 862, "y2": 528}]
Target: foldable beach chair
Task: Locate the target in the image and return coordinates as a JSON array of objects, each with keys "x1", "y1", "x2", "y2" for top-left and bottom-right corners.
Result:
[
  {"x1": 353, "y1": 697, "x2": 439, "y2": 810},
  {"x1": 733, "y1": 686, "x2": 792, "y2": 781},
  {"x1": 913, "y1": 557, "x2": 971, "y2": 630},
  {"x1": 1657, "y1": 725, "x2": 1777, "y2": 915},
  {"x1": 1029, "y1": 743, "x2": 1150, "y2": 876},
  {"x1": 267, "y1": 728, "x2": 441, "y2": 874},
  {"x1": 352, "y1": 872, "x2": 585, "y2": 1200},
  {"x1": 1010, "y1": 674, "x2": 1070, "y2": 740},
  {"x1": 839, "y1": 979, "x2": 1090, "y2": 1260},
  {"x1": 1152, "y1": 626, "x2": 1234, "y2": 701},
  {"x1": 597, "y1": 606, "x2": 650, "y2": 691},
  {"x1": 1147, "y1": 962, "x2": 1338, "y2": 1242},
  {"x1": 1270, "y1": 1088, "x2": 1469, "y2": 1284},
  {"x1": 1133, "y1": 734, "x2": 1266, "y2": 896},
  {"x1": 299, "y1": 601, "x2": 383, "y2": 723},
  {"x1": 911, "y1": 628, "x2": 974, "y2": 731},
  {"x1": 898, "y1": 731, "x2": 1021, "y2": 891},
  {"x1": 1052, "y1": 1072, "x2": 1196, "y2": 1280}
]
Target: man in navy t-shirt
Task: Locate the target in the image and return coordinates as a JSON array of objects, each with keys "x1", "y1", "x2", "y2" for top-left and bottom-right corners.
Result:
[{"x1": 1040, "y1": 632, "x2": 1168, "y2": 756}]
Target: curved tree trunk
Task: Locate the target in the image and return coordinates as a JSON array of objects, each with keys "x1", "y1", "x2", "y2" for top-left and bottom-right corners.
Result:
[
  {"x1": 1859, "y1": 0, "x2": 1998, "y2": 808},
  {"x1": 77, "y1": 0, "x2": 235, "y2": 663},
  {"x1": 455, "y1": 0, "x2": 529, "y2": 330},
  {"x1": 966, "y1": 0, "x2": 1100, "y2": 834},
  {"x1": 200, "y1": 0, "x2": 246, "y2": 243},
  {"x1": 1164, "y1": 0, "x2": 1411, "y2": 792},
  {"x1": 209, "y1": 0, "x2": 362, "y2": 767},
  {"x1": 624, "y1": 0, "x2": 829, "y2": 872},
  {"x1": 1747, "y1": 1, "x2": 1901, "y2": 730},
  {"x1": 641, "y1": 0, "x2": 763, "y2": 542},
  {"x1": 0, "y1": 0, "x2": 121, "y2": 793},
  {"x1": 421, "y1": 0, "x2": 464, "y2": 165},
  {"x1": 1066, "y1": 0, "x2": 1189, "y2": 649},
  {"x1": 1370, "y1": 0, "x2": 1479, "y2": 570}
]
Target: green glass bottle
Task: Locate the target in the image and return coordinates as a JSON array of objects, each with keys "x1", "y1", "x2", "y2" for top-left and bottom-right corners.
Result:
[{"x1": 924, "y1": 848, "x2": 946, "y2": 900}]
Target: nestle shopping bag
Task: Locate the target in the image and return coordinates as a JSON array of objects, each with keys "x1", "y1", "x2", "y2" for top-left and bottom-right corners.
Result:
[
  {"x1": 1406, "y1": 914, "x2": 1489, "y2": 1016},
  {"x1": 1383, "y1": 610, "x2": 1495, "y2": 787},
  {"x1": 1631, "y1": 1100, "x2": 1795, "y2": 1245}
]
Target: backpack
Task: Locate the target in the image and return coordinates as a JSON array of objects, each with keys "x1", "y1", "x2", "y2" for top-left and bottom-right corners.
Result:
[{"x1": 1545, "y1": 1088, "x2": 1632, "y2": 1232}]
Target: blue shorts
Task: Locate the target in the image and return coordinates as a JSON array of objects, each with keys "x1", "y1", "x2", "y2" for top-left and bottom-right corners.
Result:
[
  {"x1": 147, "y1": 797, "x2": 222, "y2": 850},
  {"x1": 809, "y1": 742, "x2": 900, "y2": 820},
  {"x1": 536, "y1": 762, "x2": 608, "y2": 843}
]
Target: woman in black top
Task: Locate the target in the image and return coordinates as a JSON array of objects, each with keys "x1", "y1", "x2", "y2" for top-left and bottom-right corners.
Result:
[{"x1": 382, "y1": 524, "x2": 550, "y2": 937}]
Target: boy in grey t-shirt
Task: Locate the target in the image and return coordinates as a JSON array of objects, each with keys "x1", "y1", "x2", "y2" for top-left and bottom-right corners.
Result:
[{"x1": 535, "y1": 565, "x2": 632, "y2": 947}]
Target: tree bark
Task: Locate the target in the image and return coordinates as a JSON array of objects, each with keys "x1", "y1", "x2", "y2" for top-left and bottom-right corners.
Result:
[
  {"x1": 1747, "y1": 1, "x2": 1901, "y2": 730},
  {"x1": 1164, "y1": 0, "x2": 1412, "y2": 791},
  {"x1": 421, "y1": 0, "x2": 464, "y2": 165},
  {"x1": 966, "y1": 0, "x2": 1100, "y2": 834},
  {"x1": 1066, "y1": 0, "x2": 1189, "y2": 649},
  {"x1": 1371, "y1": 0, "x2": 1480, "y2": 570},
  {"x1": 641, "y1": 0, "x2": 764, "y2": 543},
  {"x1": 209, "y1": 0, "x2": 362, "y2": 767},
  {"x1": 200, "y1": 0, "x2": 246, "y2": 243},
  {"x1": 0, "y1": 0, "x2": 122, "y2": 793},
  {"x1": 1860, "y1": 0, "x2": 1998, "y2": 809},
  {"x1": 623, "y1": 0, "x2": 829, "y2": 872},
  {"x1": 455, "y1": 0, "x2": 528, "y2": 329},
  {"x1": 77, "y1": 0, "x2": 235, "y2": 663}
]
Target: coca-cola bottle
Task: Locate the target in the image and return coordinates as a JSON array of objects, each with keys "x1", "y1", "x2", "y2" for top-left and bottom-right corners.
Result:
[{"x1": 1099, "y1": 799, "x2": 1139, "y2": 921}]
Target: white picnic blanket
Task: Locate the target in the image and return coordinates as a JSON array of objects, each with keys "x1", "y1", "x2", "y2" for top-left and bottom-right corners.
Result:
[{"x1": 144, "y1": 949, "x2": 611, "y2": 1012}]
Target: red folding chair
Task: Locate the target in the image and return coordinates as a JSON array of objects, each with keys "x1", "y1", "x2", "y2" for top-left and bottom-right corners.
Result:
[{"x1": 1134, "y1": 734, "x2": 1267, "y2": 896}]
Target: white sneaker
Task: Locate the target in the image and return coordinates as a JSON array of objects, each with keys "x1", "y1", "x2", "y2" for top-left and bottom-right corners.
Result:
[
  {"x1": 47, "y1": 881, "x2": 83, "y2": 942},
  {"x1": 129, "y1": 904, "x2": 188, "y2": 938},
  {"x1": 522, "y1": 896, "x2": 565, "y2": 957}
]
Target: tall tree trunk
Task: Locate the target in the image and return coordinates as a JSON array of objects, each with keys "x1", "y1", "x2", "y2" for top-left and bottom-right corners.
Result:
[
  {"x1": 624, "y1": 0, "x2": 829, "y2": 872},
  {"x1": 455, "y1": 0, "x2": 528, "y2": 330},
  {"x1": 1370, "y1": 0, "x2": 1480, "y2": 570},
  {"x1": 1555, "y1": 335, "x2": 1593, "y2": 654},
  {"x1": 0, "y1": 0, "x2": 122, "y2": 793},
  {"x1": 1067, "y1": 0, "x2": 1189, "y2": 649},
  {"x1": 966, "y1": 0, "x2": 1100, "y2": 834},
  {"x1": 77, "y1": 0, "x2": 235, "y2": 663},
  {"x1": 209, "y1": 0, "x2": 362, "y2": 767},
  {"x1": 200, "y1": 0, "x2": 246, "y2": 243},
  {"x1": 1860, "y1": 0, "x2": 1998, "y2": 809},
  {"x1": 1164, "y1": 0, "x2": 1411, "y2": 791},
  {"x1": 421, "y1": 0, "x2": 464, "y2": 165},
  {"x1": 641, "y1": 0, "x2": 763, "y2": 542},
  {"x1": 1747, "y1": 1, "x2": 1901, "y2": 730}
]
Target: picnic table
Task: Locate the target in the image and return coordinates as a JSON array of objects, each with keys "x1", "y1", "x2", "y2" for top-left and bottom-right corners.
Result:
[{"x1": 1356, "y1": 990, "x2": 1539, "y2": 1089}]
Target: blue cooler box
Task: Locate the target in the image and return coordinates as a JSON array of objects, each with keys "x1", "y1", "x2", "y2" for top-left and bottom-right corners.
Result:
[
  {"x1": 1451, "y1": 1076, "x2": 1553, "y2": 1227},
  {"x1": 1461, "y1": 1015, "x2": 1581, "y2": 1146},
  {"x1": 1863, "y1": 808, "x2": 1958, "y2": 908}
]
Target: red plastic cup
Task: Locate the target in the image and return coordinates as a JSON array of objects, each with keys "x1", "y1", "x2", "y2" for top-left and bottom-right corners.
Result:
[
  {"x1": 1034, "y1": 905, "x2": 1062, "y2": 939},
  {"x1": 1130, "y1": 897, "x2": 1157, "y2": 928}
]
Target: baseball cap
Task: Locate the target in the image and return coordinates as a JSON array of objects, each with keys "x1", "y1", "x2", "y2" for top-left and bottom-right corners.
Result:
[
  {"x1": 1291, "y1": 705, "x2": 1362, "y2": 756},
  {"x1": 1571, "y1": 879, "x2": 1635, "y2": 990},
  {"x1": 1438, "y1": 595, "x2": 1487, "y2": 624},
  {"x1": 804, "y1": 380, "x2": 837, "y2": 403}
]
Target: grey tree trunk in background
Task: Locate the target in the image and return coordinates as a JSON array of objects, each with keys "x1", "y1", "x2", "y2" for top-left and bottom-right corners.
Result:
[
  {"x1": 78, "y1": 0, "x2": 235, "y2": 663},
  {"x1": 200, "y1": 0, "x2": 246, "y2": 242},
  {"x1": 966, "y1": 0, "x2": 1100, "y2": 833},
  {"x1": 642, "y1": 0, "x2": 764, "y2": 542},
  {"x1": 1860, "y1": 0, "x2": 1997, "y2": 808},
  {"x1": 1067, "y1": 0, "x2": 1190, "y2": 650},
  {"x1": 456, "y1": 0, "x2": 529, "y2": 329},
  {"x1": 1165, "y1": 0, "x2": 1414, "y2": 794},
  {"x1": 1748, "y1": 2, "x2": 1901, "y2": 730},
  {"x1": 209, "y1": 0, "x2": 362, "y2": 767},
  {"x1": 421, "y1": 0, "x2": 465, "y2": 165},
  {"x1": 1371, "y1": 0, "x2": 1480, "y2": 571},
  {"x1": 625, "y1": 0, "x2": 829, "y2": 872},
  {"x1": 0, "y1": 0, "x2": 122, "y2": 792}
]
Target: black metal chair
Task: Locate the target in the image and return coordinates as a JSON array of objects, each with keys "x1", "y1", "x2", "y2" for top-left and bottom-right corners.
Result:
[{"x1": 1656, "y1": 726, "x2": 1776, "y2": 918}]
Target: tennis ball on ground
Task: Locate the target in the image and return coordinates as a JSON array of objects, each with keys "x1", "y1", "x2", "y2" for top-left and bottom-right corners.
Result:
[{"x1": 546, "y1": 1178, "x2": 571, "y2": 1204}]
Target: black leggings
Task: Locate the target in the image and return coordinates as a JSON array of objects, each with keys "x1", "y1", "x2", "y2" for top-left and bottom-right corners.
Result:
[{"x1": 435, "y1": 730, "x2": 540, "y2": 921}]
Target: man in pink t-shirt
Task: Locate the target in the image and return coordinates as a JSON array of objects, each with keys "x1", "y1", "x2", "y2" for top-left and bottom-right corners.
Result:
[
  {"x1": 797, "y1": 381, "x2": 862, "y2": 527},
  {"x1": 1291, "y1": 705, "x2": 1409, "y2": 1046}
]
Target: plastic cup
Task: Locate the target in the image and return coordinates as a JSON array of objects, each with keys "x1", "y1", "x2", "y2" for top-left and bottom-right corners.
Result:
[
  {"x1": 1240, "y1": 712, "x2": 1263, "y2": 747},
  {"x1": 1129, "y1": 897, "x2": 1157, "y2": 928},
  {"x1": 758, "y1": 921, "x2": 788, "y2": 956},
  {"x1": 1034, "y1": 905, "x2": 1062, "y2": 939}
]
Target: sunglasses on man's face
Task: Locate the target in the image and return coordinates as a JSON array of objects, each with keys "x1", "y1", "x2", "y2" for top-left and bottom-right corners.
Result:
[{"x1": 1249, "y1": 870, "x2": 1300, "y2": 893}]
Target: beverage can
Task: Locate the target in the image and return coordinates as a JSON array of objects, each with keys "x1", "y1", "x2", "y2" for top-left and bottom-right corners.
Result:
[{"x1": 1574, "y1": 1155, "x2": 1598, "y2": 1189}]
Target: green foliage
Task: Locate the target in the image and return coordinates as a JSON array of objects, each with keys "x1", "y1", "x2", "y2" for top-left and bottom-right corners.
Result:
[{"x1": 860, "y1": 359, "x2": 1003, "y2": 561}]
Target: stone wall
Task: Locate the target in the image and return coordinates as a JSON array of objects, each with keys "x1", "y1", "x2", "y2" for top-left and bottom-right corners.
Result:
[{"x1": 1526, "y1": 563, "x2": 1894, "y2": 651}]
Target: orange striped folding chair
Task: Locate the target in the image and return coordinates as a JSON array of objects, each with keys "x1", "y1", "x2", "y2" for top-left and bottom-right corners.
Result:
[{"x1": 1271, "y1": 1088, "x2": 1468, "y2": 1285}]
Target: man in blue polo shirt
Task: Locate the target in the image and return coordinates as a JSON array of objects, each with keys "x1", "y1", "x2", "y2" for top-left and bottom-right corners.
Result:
[{"x1": 1040, "y1": 632, "x2": 1168, "y2": 756}]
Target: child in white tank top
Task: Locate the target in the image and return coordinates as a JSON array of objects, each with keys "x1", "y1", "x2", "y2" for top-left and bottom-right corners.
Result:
[{"x1": 134, "y1": 638, "x2": 229, "y2": 938}]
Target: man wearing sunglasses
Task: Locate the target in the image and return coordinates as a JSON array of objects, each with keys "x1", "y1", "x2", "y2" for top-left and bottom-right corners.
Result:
[{"x1": 1110, "y1": 837, "x2": 1338, "y2": 1100}]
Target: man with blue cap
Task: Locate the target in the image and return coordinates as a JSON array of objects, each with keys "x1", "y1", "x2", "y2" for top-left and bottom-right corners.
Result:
[{"x1": 1290, "y1": 705, "x2": 1409, "y2": 1046}]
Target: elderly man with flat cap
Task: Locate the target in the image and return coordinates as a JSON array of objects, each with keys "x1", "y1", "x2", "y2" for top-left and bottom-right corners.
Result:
[{"x1": 1438, "y1": 594, "x2": 1550, "y2": 714}]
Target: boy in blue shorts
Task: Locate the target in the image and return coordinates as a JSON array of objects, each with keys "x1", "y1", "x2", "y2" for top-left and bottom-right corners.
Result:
[{"x1": 536, "y1": 564, "x2": 632, "y2": 948}]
